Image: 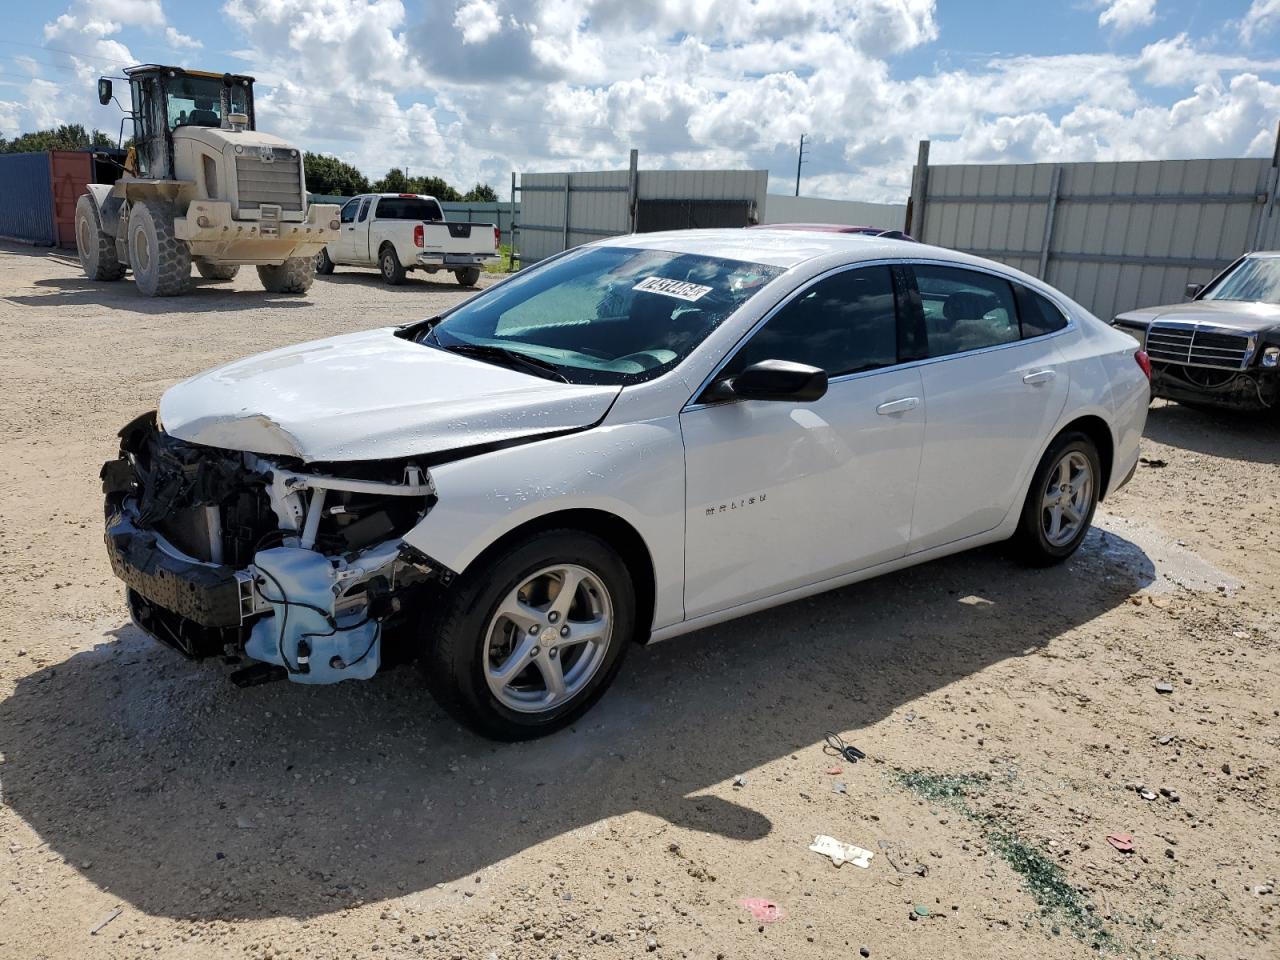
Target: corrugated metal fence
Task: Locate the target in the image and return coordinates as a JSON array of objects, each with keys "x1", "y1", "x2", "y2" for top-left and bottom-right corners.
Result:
[
  {"x1": 0, "y1": 153, "x2": 56, "y2": 245},
  {"x1": 516, "y1": 165, "x2": 769, "y2": 264},
  {"x1": 909, "y1": 142, "x2": 1280, "y2": 321}
]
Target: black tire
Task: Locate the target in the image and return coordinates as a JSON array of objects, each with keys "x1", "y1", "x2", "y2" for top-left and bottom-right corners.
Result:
[
  {"x1": 257, "y1": 256, "x2": 315, "y2": 294},
  {"x1": 196, "y1": 261, "x2": 239, "y2": 281},
  {"x1": 421, "y1": 529, "x2": 636, "y2": 740},
  {"x1": 75, "y1": 194, "x2": 126, "y2": 281},
  {"x1": 1012, "y1": 431, "x2": 1101, "y2": 566},
  {"x1": 454, "y1": 266, "x2": 481, "y2": 287},
  {"x1": 127, "y1": 200, "x2": 191, "y2": 297},
  {"x1": 314, "y1": 246, "x2": 335, "y2": 275},
  {"x1": 379, "y1": 244, "x2": 406, "y2": 285}
]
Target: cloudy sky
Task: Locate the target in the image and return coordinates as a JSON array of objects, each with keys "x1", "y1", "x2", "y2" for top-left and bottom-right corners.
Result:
[{"x1": 2, "y1": 0, "x2": 1279, "y2": 202}]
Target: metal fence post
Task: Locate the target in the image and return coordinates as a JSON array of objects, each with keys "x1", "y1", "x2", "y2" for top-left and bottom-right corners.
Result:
[
  {"x1": 509, "y1": 170, "x2": 518, "y2": 269},
  {"x1": 1038, "y1": 165, "x2": 1062, "y2": 280},
  {"x1": 908, "y1": 140, "x2": 930, "y2": 240},
  {"x1": 628, "y1": 148, "x2": 639, "y2": 233},
  {"x1": 562, "y1": 173, "x2": 571, "y2": 253}
]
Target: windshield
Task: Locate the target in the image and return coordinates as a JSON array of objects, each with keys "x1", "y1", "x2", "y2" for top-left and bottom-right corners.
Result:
[
  {"x1": 418, "y1": 246, "x2": 783, "y2": 385},
  {"x1": 1201, "y1": 257, "x2": 1280, "y2": 304},
  {"x1": 166, "y1": 75, "x2": 248, "y2": 130}
]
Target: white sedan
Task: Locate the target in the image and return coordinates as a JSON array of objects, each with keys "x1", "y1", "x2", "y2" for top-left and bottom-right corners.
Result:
[{"x1": 102, "y1": 230, "x2": 1150, "y2": 739}]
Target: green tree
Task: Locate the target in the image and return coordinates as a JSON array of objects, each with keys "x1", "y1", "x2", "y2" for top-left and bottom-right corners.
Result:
[
  {"x1": 410, "y1": 174, "x2": 461, "y2": 201},
  {"x1": 303, "y1": 152, "x2": 370, "y2": 196},
  {"x1": 0, "y1": 124, "x2": 115, "y2": 154},
  {"x1": 463, "y1": 183, "x2": 498, "y2": 202},
  {"x1": 372, "y1": 167, "x2": 411, "y2": 193}
]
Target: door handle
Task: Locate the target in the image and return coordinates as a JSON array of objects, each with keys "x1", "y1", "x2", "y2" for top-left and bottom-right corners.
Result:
[
  {"x1": 875, "y1": 397, "x2": 920, "y2": 415},
  {"x1": 1023, "y1": 369, "x2": 1057, "y2": 385}
]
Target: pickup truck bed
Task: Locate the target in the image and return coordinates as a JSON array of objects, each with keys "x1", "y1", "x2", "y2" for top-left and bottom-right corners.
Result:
[{"x1": 316, "y1": 193, "x2": 499, "y2": 286}]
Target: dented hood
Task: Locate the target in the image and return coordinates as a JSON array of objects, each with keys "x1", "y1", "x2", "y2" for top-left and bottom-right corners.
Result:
[{"x1": 158, "y1": 328, "x2": 620, "y2": 462}]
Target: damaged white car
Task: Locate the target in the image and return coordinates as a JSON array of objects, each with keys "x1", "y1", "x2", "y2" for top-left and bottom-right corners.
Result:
[{"x1": 103, "y1": 230, "x2": 1150, "y2": 739}]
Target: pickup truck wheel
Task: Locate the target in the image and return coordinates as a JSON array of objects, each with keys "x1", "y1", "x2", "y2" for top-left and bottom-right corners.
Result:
[
  {"x1": 75, "y1": 195, "x2": 126, "y2": 281},
  {"x1": 128, "y1": 200, "x2": 191, "y2": 297},
  {"x1": 1011, "y1": 431, "x2": 1100, "y2": 566},
  {"x1": 196, "y1": 261, "x2": 239, "y2": 281},
  {"x1": 314, "y1": 247, "x2": 335, "y2": 275},
  {"x1": 421, "y1": 529, "x2": 635, "y2": 740},
  {"x1": 454, "y1": 267, "x2": 481, "y2": 287},
  {"x1": 257, "y1": 256, "x2": 315, "y2": 294},
  {"x1": 379, "y1": 245, "x2": 406, "y2": 285}
]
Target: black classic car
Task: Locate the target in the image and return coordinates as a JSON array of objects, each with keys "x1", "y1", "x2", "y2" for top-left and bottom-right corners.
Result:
[{"x1": 1112, "y1": 252, "x2": 1280, "y2": 411}]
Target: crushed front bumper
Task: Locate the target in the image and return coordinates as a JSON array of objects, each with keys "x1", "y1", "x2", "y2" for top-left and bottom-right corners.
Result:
[
  {"x1": 1152, "y1": 363, "x2": 1279, "y2": 411},
  {"x1": 102, "y1": 420, "x2": 436, "y2": 680}
]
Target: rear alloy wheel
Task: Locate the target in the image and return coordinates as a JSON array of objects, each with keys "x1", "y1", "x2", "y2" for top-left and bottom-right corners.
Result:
[
  {"x1": 257, "y1": 256, "x2": 315, "y2": 294},
  {"x1": 380, "y1": 245, "x2": 406, "y2": 285},
  {"x1": 1012, "y1": 432, "x2": 1100, "y2": 566},
  {"x1": 422, "y1": 530, "x2": 635, "y2": 740},
  {"x1": 196, "y1": 261, "x2": 239, "y2": 281},
  {"x1": 454, "y1": 267, "x2": 481, "y2": 287}
]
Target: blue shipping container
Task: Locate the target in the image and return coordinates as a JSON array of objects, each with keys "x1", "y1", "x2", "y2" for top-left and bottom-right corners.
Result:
[{"x1": 0, "y1": 152, "x2": 55, "y2": 246}]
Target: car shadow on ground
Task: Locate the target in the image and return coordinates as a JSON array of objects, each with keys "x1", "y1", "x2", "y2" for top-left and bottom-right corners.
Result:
[
  {"x1": 0, "y1": 529, "x2": 1153, "y2": 921},
  {"x1": 315, "y1": 272, "x2": 492, "y2": 294},
  {"x1": 4, "y1": 276, "x2": 314, "y2": 314},
  {"x1": 1144, "y1": 399, "x2": 1280, "y2": 465}
]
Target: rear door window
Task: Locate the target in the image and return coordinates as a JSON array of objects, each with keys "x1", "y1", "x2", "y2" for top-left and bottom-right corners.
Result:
[
  {"x1": 1015, "y1": 285, "x2": 1068, "y2": 338},
  {"x1": 357, "y1": 198, "x2": 372, "y2": 222},
  {"x1": 914, "y1": 265, "x2": 1019, "y2": 358}
]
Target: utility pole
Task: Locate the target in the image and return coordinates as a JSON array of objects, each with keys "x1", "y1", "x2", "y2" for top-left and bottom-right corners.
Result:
[{"x1": 795, "y1": 134, "x2": 807, "y2": 197}]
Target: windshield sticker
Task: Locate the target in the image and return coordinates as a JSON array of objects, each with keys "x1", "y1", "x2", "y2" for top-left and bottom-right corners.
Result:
[{"x1": 633, "y1": 276, "x2": 714, "y2": 301}]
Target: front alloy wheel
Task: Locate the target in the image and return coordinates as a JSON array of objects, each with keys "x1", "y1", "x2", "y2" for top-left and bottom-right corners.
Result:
[
  {"x1": 422, "y1": 529, "x2": 635, "y2": 740},
  {"x1": 483, "y1": 564, "x2": 614, "y2": 713}
]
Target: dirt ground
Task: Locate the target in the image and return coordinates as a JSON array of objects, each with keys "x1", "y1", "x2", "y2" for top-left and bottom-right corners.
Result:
[{"x1": 0, "y1": 241, "x2": 1276, "y2": 960}]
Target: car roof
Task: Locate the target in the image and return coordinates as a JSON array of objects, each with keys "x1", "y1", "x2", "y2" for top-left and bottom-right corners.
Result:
[{"x1": 599, "y1": 228, "x2": 952, "y2": 269}]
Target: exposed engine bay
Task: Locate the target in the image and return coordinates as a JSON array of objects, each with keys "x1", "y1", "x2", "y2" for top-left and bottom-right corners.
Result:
[
  {"x1": 101, "y1": 411, "x2": 438, "y2": 685},
  {"x1": 1151, "y1": 362, "x2": 1279, "y2": 411}
]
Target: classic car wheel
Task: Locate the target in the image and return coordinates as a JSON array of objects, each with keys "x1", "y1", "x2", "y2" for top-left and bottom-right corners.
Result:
[
  {"x1": 1012, "y1": 431, "x2": 1100, "y2": 566},
  {"x1": 422, "y1": 529, "x2": 634, "y2": 740}
]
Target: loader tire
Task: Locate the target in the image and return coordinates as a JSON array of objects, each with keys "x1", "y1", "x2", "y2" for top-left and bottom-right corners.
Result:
[
  {"x1": 196, "y1": 261, "x2": 240, "y2": 281},
  {"x1": 75, "y1": 194, "x2": 126, "y2": 281},
  {"x1": 257, "y1": 256, "x2": 315, "y2": 294},
  {"x1": 454, "y1": 267, "x2": 481, "y2": 287},
  {"x1": 128, "y1": 200, "x2": 191, "y2": 297}
]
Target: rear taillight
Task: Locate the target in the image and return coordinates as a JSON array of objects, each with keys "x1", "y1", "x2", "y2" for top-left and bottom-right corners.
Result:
[
  {"x1": 494, "y1": 225, "x2": 500, "y2": 248},
  {"x1": 413, "y1": 224, "x2": 424, "y2": 247},
  {"x1": 1135, "y1": 350, "x2": 1151, "y2": 380}
]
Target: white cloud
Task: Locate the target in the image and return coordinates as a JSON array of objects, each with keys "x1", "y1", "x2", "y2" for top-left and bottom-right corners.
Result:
[
  {"x1": 1239, "y1": 0, "x2": 1280, "y2": 42},
  {"x1": 454, "y1": 0, "x2": 502, "y2": 45},
  {"x1": 164, "y1": 26, "x2": 202, "y2": 50},
  {"x1": 13, "y1": 0, "x2": 1280, "y2": 203},
  {"x1": 1096, "y1": 0, "x2": 1157, "y2": 35}
]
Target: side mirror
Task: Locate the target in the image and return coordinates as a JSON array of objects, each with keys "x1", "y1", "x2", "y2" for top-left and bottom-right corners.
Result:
[
  {"x1": 97, "y1": 78, "x2": 113, "y2": 106},
  {"x1": 1185, "y1": 282, "x2": 1203, "y2": 299},
  {"x1": 704, "y1": 359, "x2": 828, "y2": 404}
]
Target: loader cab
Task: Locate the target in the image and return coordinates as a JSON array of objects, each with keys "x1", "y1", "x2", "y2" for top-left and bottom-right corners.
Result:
[{"x1": 103, "y1": 66, "x2": 256, "y2": 181}]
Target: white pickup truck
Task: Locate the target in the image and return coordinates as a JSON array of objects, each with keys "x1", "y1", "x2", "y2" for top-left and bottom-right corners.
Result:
[{"x1": 314, "y1": 193, "x2": 499, "y2": 286}]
